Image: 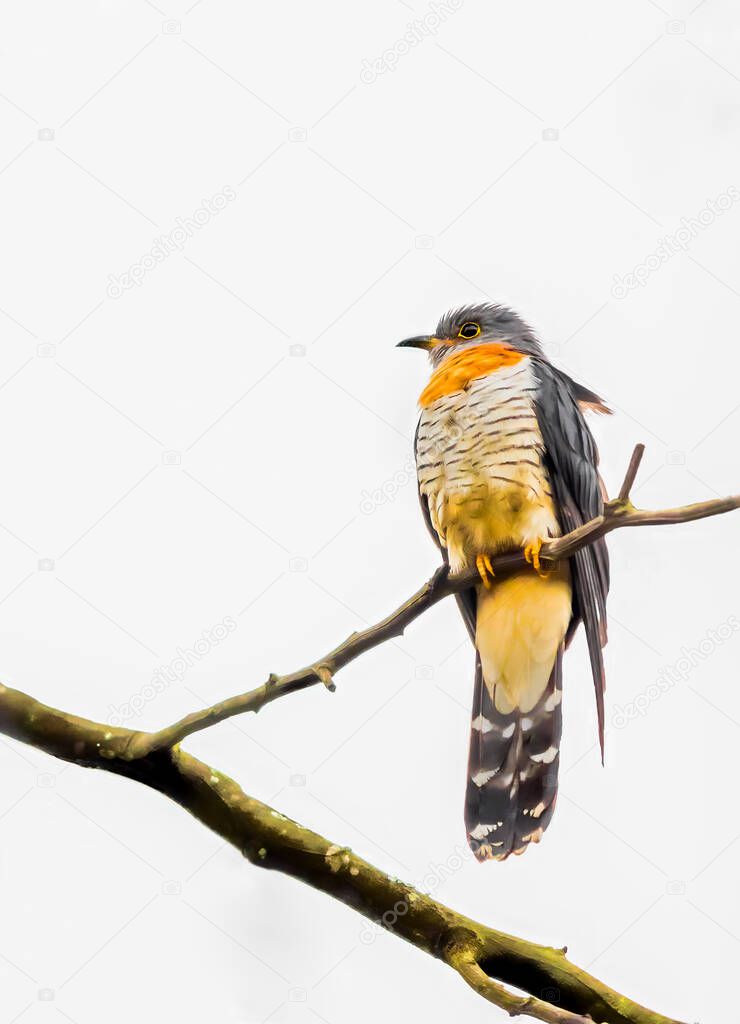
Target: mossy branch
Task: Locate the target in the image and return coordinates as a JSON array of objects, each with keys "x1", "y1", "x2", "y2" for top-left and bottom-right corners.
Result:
[{"x1": 0, "y1": 682, "x2": 684, "y2": 1024}]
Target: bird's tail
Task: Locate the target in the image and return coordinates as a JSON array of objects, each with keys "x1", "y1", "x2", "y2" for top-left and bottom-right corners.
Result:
[{"x1": 465, "y1": 571, "x2": 571, "y2": 861}]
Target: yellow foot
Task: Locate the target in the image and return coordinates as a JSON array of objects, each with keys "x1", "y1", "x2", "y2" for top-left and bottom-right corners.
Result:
[
  {"x1": 475, "y1": 553, "x2": 495, "y2": 590},
  {"x1": 523, "y1": 538, "x2": 549, "y2": 578}
]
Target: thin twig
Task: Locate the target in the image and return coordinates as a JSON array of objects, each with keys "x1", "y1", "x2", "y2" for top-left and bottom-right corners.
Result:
[
  {"x1": 618, "y1": 443, "x2": 645, "y2": 502},
  {"x1": 131, "y1": 444, "x2": 739, "y2": 757}
]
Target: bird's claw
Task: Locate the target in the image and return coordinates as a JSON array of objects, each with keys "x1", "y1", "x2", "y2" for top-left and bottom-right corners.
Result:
[
  {"x1": 523, "y1": 538, "x2": 549, "y2": 578},
  {"x1": 475, "y1": 553, "x2": 495, "y2": 589}
]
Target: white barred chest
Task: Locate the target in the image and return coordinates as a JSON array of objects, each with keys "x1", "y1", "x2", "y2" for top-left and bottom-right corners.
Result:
[{"x1": 415, "y1": 358, "x2": 560, "y2": 571}]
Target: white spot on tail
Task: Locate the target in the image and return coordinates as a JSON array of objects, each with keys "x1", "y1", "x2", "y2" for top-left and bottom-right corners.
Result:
[
  {"x1": 501, "y1": 722, "x2": 516, "y2": 738},
  {"x1": 530, "y1": 745, "x2": 558, "y2": 764},
  {"x1": 521, "y1": 717, "x2": 533, "y2": 731},
  {"x1": 470, "y1": 823, "x2": 497, "y2": 840},
  {"x1": 471, "y1": 715, "x2": 493, "y2": 733},
  {"x1": 544, "y1": 690, "x2": 562, "y2": 712},
  {"x1": 472, "y1": 768, "x2": 498, "y2": 787}
]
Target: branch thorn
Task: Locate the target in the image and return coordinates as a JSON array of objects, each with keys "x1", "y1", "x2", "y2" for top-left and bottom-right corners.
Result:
[
  {"x1": 617, "y1": 443, "x2": 645, "y2": 503},
  {"x1": 315, "y1": 665, "x2": 336, "y2": 692}
]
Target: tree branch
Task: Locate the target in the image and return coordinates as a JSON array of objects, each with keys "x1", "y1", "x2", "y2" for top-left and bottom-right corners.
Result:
[
  {"x1": 0, "y1": 682, "x2": 685, "y2": 1024},
  {"x1": 130, "y1": 444, "x2": 740, "y2": 757},
  {"x1": 0, "y1": 443, "x2": 733, "y2": 1021}
]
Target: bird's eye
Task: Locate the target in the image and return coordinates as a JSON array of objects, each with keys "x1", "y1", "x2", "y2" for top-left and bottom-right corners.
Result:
[{"x1": 458, "y1": 322, "x2": 481, "y2": 340}]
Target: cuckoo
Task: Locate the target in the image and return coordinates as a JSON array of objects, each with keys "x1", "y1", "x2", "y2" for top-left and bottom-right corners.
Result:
[{"x1": 399, "y1": 303, "x2": 610, "y2": 861}]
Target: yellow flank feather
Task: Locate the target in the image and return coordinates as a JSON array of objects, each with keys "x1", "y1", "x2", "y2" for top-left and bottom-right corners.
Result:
[{"x1": 440, "y1": 466, "x2": 558, "y2": 573}]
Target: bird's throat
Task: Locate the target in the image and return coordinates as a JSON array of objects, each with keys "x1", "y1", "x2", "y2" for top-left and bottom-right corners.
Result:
[{"x1": 419, "y1": 343, "x2": 525, "y2": 407}]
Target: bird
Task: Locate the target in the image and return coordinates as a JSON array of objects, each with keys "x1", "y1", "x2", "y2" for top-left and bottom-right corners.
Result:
[{"x1": 399, "y1": 303, "x2": 610, "y2": 861}]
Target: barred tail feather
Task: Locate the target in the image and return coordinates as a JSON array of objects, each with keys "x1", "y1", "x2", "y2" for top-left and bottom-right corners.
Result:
[
  {"x1": 465, "y1": 654, "x2": 563, "y2": 860},
  {"x1": 465, "y1": 573, "x2": 571, "y2": 861}
]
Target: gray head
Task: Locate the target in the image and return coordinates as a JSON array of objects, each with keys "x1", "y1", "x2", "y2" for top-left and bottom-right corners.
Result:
[{"x1": 397, "y1": 302, "x2": 545, "y2": 366}]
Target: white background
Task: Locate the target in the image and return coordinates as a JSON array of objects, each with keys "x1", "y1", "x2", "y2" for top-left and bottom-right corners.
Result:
[{"x1": 0, "y1": 2, "x2": 738, "y2": 1022}]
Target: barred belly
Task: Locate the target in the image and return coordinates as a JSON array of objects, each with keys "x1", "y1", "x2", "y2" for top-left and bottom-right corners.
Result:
[{"x1": 415, "y1": 358, "x2": 560, "y2": 572}]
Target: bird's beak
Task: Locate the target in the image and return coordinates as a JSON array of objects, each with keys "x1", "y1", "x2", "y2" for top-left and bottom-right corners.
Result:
[{"x1": 397, "y1": 335, "x2": 435, "y2": 351}]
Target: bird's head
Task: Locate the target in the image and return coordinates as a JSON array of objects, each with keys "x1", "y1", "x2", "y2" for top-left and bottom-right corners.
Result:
[{"x1": 397, "y1": 302, "x2": 544, "y2": 367}]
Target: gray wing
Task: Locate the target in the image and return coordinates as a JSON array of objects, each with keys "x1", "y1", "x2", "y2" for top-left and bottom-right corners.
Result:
[{"x1": 532, "y1": 360, "x2": 610, "y2": 758}]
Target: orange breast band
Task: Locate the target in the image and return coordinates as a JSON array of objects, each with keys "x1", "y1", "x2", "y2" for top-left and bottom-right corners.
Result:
[{"x1": 419, "y1": 343, "x2": 525, "y2": 407}]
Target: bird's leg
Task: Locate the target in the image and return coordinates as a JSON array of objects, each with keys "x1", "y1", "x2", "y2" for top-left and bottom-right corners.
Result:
[
  {"x1": 475, "y1": 553, "x2": 495, "y2": 590},
  {"x1": 523, "y1": 537, "x2": 549, "y2": 578}
]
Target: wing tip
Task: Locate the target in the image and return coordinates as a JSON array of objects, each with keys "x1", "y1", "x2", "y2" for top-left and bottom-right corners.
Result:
[{"x1": 578, "y1": 399, "x2": 613, "y2": 416}]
